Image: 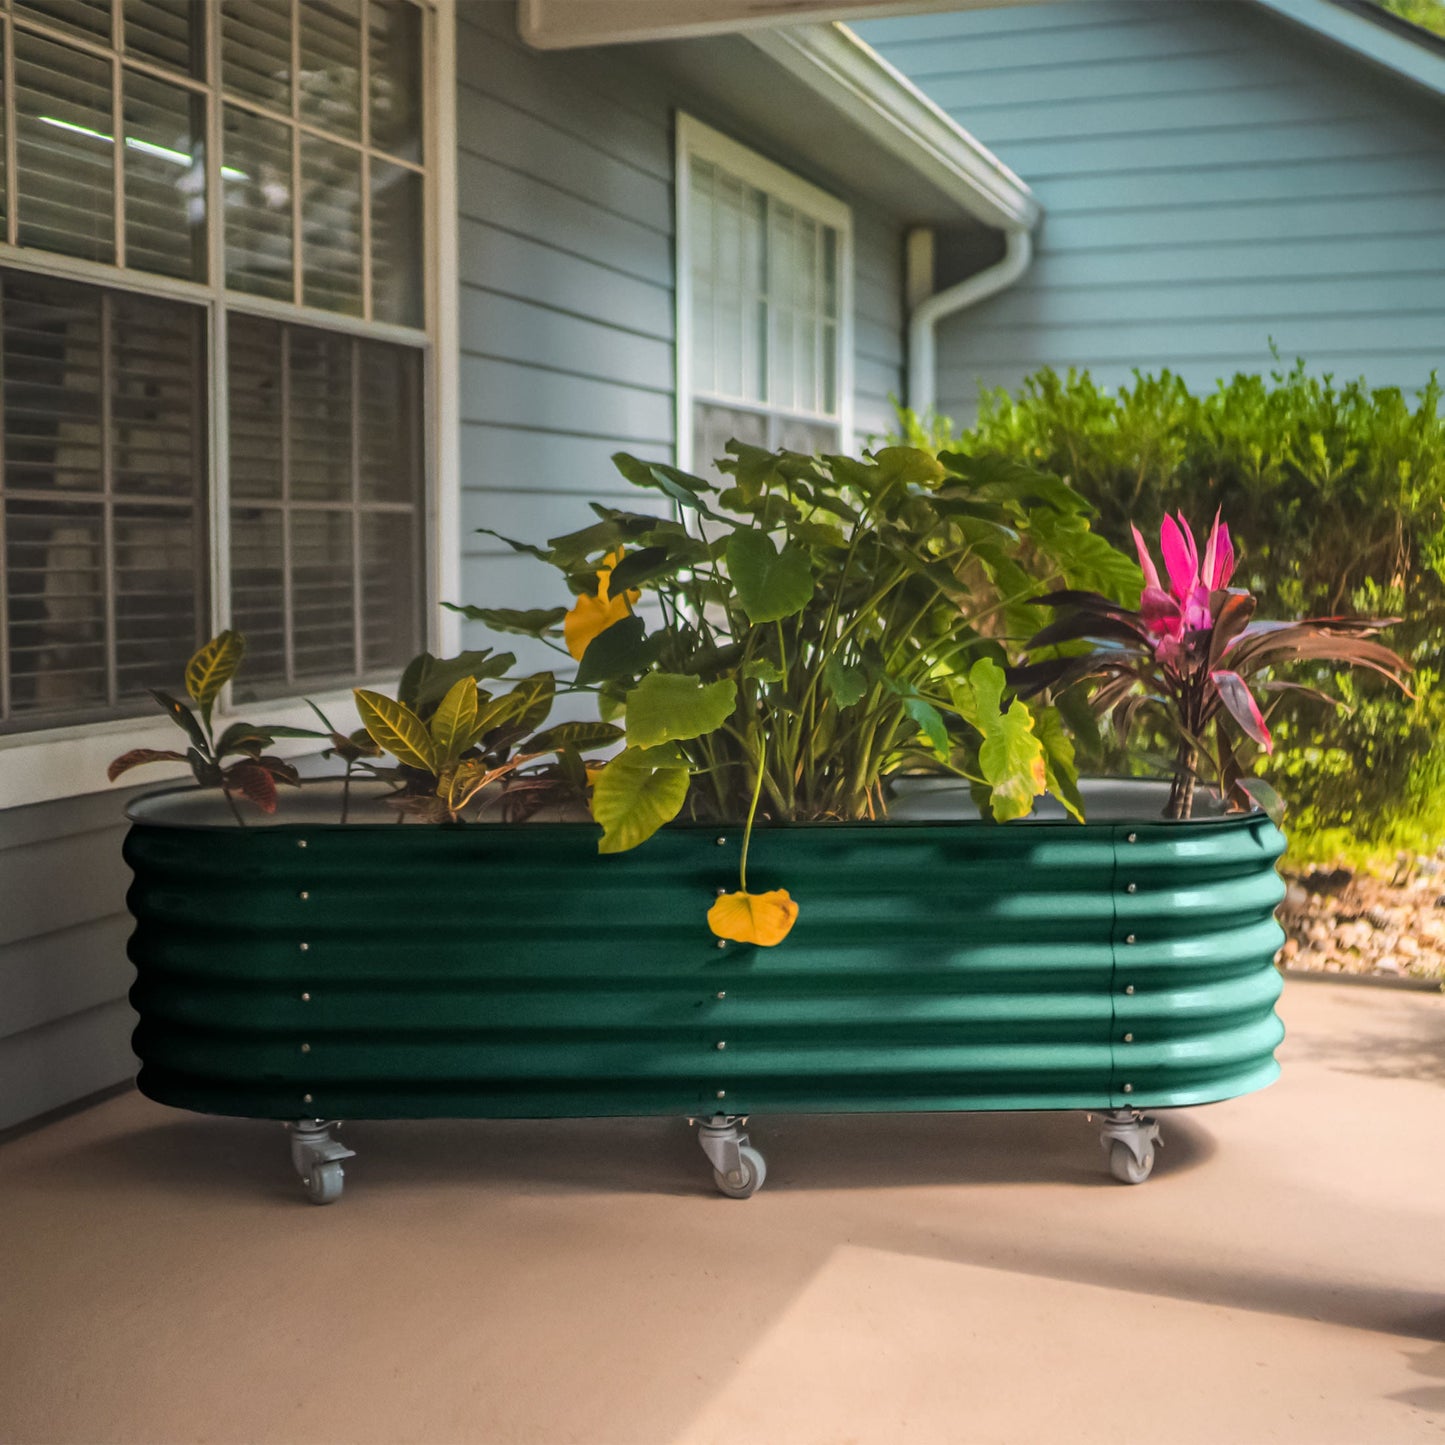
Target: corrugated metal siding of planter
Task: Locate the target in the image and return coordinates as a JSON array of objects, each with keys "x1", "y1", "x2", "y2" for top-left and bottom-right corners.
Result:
[
  {"x1": 853, "y1": 0, "x2": 1445, "y2": 418},
  {"x1": 0, "y1": 791, "x2": 140, "y2": 1131},
  {"x1": 454, "y1": 3, "x2": 906, "y2": 668}
]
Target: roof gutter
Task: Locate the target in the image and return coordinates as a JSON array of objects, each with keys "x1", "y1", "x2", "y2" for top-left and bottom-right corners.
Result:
[
  {"x1": 745, "y1": 23, "x2": 1039, "y2": 232},
  {"x1": 907, "y1": 227, "x2": 1033, "y2": 416}
]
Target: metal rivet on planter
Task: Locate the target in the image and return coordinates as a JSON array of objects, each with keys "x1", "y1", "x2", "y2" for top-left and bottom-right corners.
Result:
[
  {"x1": 299, "y1": 942, "x2": 310, "y2": 952},
  {"x1": 716, "y1": 939, "x2": 727, "y2": 950},
  {"x1": 715, "y1": 991, "x2": 727, "y2": 1000},
  {"x1": 1126, "y1": 832, "x2": 1138, "y2": 843},
  {"x1": 300, "y1": 1043, "x2": 311, "y2": 1054},
  {"x1": 1122, "y1": 1083, "x2": 1134, "y2": 1094},
  {"x1": 303, "y1": 1093, "x2": 313, "y2": 1104},
  {"x1": 1124, "y1": 985, "x2": 1136, "y2": 995},
  {"x1": 1125, "y1": 883, "x2": 1138, "y2": 894},
  {"x1": 716, "y1": 1090, "x2": 726, "y2": 1099},
  {"x1": 297, "y1": 839, "x2": 308, "y2": 849},
  {"x1": 1123, "y1": 1033, "x2": 1134, "y2": 1043},
  {"x1": 1125, "y1": 934, "x2": 1137, "y2": 945},
  {"x1": 716, "y1": 887, "x2": 727, "y2": 896},
  {"x1": 300, "y1": 992, "x2": 311, "y2": 1002},
  {"x1": 298, "y1": 890, "x2": 309, "y2": 901},
  {"x1": 716, "y1": 1041, "x2": 727, "y2": 1051},
  {"x1": 715, "y1": 837, "x2": 727, "y2": 846}
]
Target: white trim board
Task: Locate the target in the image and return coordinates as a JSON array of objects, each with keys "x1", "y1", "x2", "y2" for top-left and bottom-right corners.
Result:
[{"x1": 674, "y1": 113, "x2": 854, "y2": 475}]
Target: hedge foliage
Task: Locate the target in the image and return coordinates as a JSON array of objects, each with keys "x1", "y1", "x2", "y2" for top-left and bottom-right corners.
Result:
[{"x1": 908, "y1": 361, "x2": 1445, "y2": 860}]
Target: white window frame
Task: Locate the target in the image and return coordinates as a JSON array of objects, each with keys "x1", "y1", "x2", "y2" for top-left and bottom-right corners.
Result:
[
  {"x1": 0, "y1": 0, "x2": 461, "y2": 809},
  {"x1": 674, "y1": 113, "x2": 853, "y2": 474}
]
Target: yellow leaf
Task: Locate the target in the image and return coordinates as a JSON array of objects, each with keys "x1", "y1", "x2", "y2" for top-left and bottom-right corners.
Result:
[
  {"x1": 184, "y1": 631, "x2": 245, "y2": 712},
  {"x1": 564, "y1": 550, "x2": 641, "y2": 661},
  {"x1": 354, "y1": 689, "x2": 439, "y2": 773},
  {"x1": 429, "y1": 675, "x2": 479, "y2": 762},
  {"x1": 707, "y1": 889, "x2": 800, "y2": 947}
]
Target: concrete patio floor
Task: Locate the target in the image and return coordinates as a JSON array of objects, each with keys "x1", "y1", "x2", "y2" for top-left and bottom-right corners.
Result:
[{"x1": 1, "y1": 978, "x2": 1442, "y2": 1445}]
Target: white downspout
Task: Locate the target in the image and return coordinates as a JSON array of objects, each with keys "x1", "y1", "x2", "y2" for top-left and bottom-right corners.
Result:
[{"x1": 907, "y1": 227, "x2": 1033, "y2": 416}]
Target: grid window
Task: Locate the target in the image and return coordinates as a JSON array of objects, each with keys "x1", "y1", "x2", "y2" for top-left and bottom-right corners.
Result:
[
  {"x1": 0, "y1": 0, "x2": 433, "y2": 742},
  {"x1": 679, "y1": 117, "x2": 851, "y2": 472},
  {"x1": 0, "y1": 266, "x2": 206, "y2": 731},
  {"x1": 227, "y1": 313, "x2": 424, "y2": 702}
]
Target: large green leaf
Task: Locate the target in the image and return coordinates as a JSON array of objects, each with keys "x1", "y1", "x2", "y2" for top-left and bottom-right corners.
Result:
[
  {"x1": 429, "y1": 676, "x2": 479, "y2": 764},
  {"x1": 624, "y1": 672, "x2": 737, "y2": 750},
  {"x1": 901, "y1": 691, "x2": 950, "y2": 757},
  {"x1": 591, "y1": 745, "x2": 691, "y2": 853},
  {"x1": 184, "y1": 632, "x2": 245, "y2": 723},
  {"x1": 402, "y1": 649, "x2": 515, "y2": 712},
  {"x1": 823, "y1": 656, "x2": 867, "y2": 709},
  {"x1": 574, "y1": 615, "x2": 650, "y2": 686},
  {"x1": 354, "y1": 689, "x2": 439, "y2": 773},
  {"x1": 441, "y1": 604, "x2": 567, "y2": 637},
  {"x1": 726, "y1": 528, "x2": 814, "y2": 623},
  {"x1": 954, "y1": 658, "x2": 1047, "y2": 822}
]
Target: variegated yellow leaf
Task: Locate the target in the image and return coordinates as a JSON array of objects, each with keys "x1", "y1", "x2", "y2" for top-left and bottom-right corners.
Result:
[
  {"x1": 429, "y1": 676, "x2": 479, "y2": 764},
  {"x1": 354, "y1": 689, "x2": 439, "y2": 773},
  {"x1": 184, "y1": 631, "x2": 245, "y2": 720}
]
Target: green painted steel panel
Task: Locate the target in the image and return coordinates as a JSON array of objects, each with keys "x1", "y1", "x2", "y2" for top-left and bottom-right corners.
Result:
[{"x1": 122, "y1": 785, "x2": 1286, "y2": 1123}]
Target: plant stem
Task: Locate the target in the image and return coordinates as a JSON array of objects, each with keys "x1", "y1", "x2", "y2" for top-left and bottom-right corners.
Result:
[
  {"x1": 221, "y1": 786, "x2": 247, "y2": 828},
  {"x1": 738, "y1": 736, "x2": 767, "y2": 893}
]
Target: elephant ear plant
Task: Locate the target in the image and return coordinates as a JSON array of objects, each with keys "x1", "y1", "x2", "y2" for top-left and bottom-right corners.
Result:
[
  {"x1": 453, "y1": 440, "x2": 1140, "y2": 945},
  {"x1": 1011, "y1": 511, "x2": 1411, "y2": 821}
]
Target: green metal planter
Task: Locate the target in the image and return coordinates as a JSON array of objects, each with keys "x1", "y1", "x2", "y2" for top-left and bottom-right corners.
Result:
[{"x1": 123, "y1": 778, "x2": 1286, "y2": 1202}]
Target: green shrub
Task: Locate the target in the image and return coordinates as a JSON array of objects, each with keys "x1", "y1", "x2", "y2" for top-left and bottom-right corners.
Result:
[{"x1": 905, "y1": 361, "x2": 1445, "y2": 860}]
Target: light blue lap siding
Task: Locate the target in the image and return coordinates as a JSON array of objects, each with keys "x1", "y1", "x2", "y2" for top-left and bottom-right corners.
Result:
[
  {"x1": 454, "y1": 3, "x2": 906, "y2": 642},
  {"x1": 854, "y1": 0, "x2": 1445, "y2": 419}
]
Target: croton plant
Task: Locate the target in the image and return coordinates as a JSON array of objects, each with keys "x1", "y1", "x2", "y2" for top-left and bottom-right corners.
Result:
[{"x1": 108, "y1": 443, "x2": 1409, "y2": 950}]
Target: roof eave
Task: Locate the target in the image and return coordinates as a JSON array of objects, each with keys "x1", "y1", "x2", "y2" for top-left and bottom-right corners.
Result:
[
  {"x1": 1254, "y1": 0, "x2": 1445, "y2": 99},
  {"x1": 745, "y1": 22, "x2": 1041, "y2": 233}
]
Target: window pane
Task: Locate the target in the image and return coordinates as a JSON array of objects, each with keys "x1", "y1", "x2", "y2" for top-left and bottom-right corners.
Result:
[
  {"x1": 693, "y1": 401, "x2": 766, "y2": 479},
  {"x1": 371, "y1": 159, "x2": 422, "y2": 327},
  {"x1": 360, "y1": 510, "x2": 417, "y2": 672},
  {"x1": 223, "y1": 104, "x2": 293, "y2": 300},
  {"x1": 3, "y1": 273, "x2": 103, "y2": 495},
  {"x1": 368, "y1": 0, "x2": 422, "y2": 162},
  {"x1": 5, "y1": 498, "x2": 108, "y2": 719},
  {"x1": 111, "y1": 290, "x2": 204, "y2": 499},
  {"x1": 229, "y1": 505, "x2": 286, "y2": 691},
  {"x1": 14, "y1": 0, "x2": 113, "y2": 44},
  {"x1": 300, "y1": 0, "x2": 362, "y2": 140},
  {"x1": 15, "y1": 31, "x2": 116, "y2": 264},
  {"x1": 123, "y1": 69, "x2": 207, "y2": 281},
  {"x1": 227, "y1": 313, "x2": 282, "y2": 501},
  {"x1": 221, "y1": 0, "x2": 292, "y2": 113},
  {"x1": 300, "y1": 134, "x2": 362, "y2": 316},
  {"x1": 290, "y1": 509, "x2": 355, "y2": 678},
  {"x1": 124, "y1": 0, "x2": 205, "y2": 79},
  {"x1": 359, "y1": 340, "x2": 419, "y2": 502},
  {"x1": 114, "y1": 503, "x2": 202, "y2": 701},
  {"x1": 288, "y1": 327, "x2": 352, "y2": 502}
]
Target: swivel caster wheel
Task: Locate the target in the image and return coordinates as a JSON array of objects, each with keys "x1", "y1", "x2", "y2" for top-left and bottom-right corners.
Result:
[
  {"x1": 713, "y1": 1145, "x2": 767, "y2": 1199},
  {"x1": 1107, "y1": 1139, "x2": 1154, "y2": 1185},
  {"x1": 303, "y1": 1159, "x2": 345, "y2": 1204}
]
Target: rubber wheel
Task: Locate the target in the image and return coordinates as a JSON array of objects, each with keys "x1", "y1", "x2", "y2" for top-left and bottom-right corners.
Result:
[
  {"x1": 1108, "y1": 1139, "x2": 1154, "y2": 1185},
  {"x1": 303, "y1": 1160, "x2": 345, "y2": 1205},
  {"x1": 713, "y1": 1145, "x2": 767, "y2": 1199}
]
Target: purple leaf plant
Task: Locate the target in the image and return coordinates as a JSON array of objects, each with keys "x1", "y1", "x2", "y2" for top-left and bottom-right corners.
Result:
[{"x1": 1011, "y1": 511, "x2": 1410, "y2": 821}]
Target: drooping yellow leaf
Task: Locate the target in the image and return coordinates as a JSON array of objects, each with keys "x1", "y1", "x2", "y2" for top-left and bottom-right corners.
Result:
[
  {"x1": 429, "y1": 675, "x2": 479, "y2": 763},
  {"x1": 564, "y1": 550, "x2": 641, "y2": 661},
  {"x1": 707, "y1": 889, "x2": 800, "y2": 947},
  {"x1": 354, "y1": 689, "x2": 439, "y2": 773}
]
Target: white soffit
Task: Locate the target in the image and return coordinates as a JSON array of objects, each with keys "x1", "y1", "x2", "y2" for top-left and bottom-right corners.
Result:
[
  {"x1": 519, "y1": 0, "x2": 1043, "y2": 50},
  {"x1": 749, "y1": 23, "x2": 1039, "y2": 231}
]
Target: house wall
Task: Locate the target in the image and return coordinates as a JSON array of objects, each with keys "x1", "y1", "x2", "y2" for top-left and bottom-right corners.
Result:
[
  {"x1": 454, "y1": 2, "x2": 907, "y2": 657},
  {"x1": 0, "y1": 791, "x2": 141, "y2": 1131},
  {"x1": 0, "y1": 4, "x2": 909, "y2": 1131},
  {"x1": 853, "y1": 0, "x2": 1445, "y2": 418}
]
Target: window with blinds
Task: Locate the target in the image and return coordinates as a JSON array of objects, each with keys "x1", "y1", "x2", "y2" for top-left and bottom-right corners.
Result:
[
  {"x1": 679, "y1": 117, "x2": 852, "y2": 474},
  {"x1": 0, "y1": 0, "x2": 431, "y2": 738}
]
